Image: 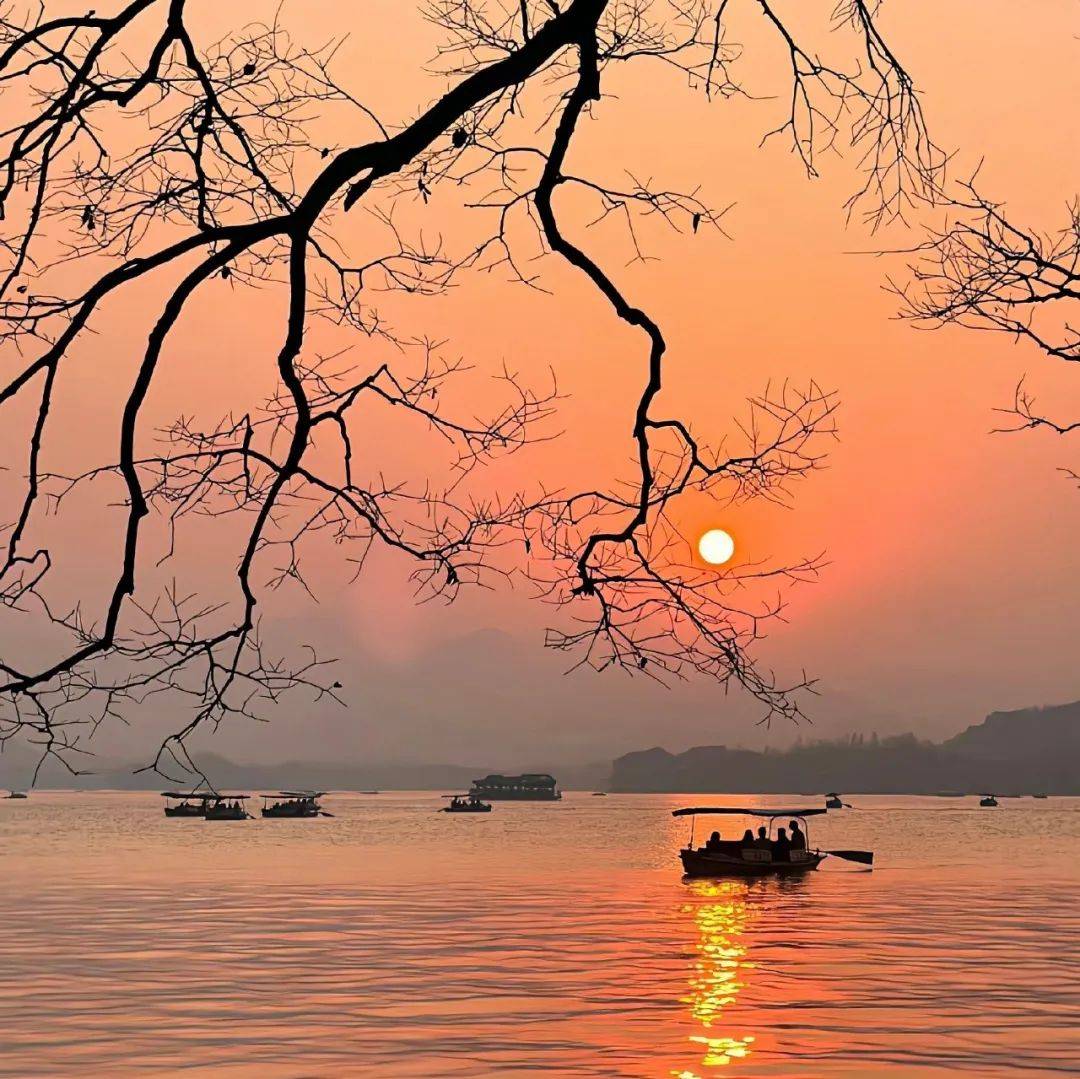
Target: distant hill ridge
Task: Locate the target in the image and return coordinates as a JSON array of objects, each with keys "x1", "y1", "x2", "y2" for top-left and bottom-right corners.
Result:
[
  {"x1": 944, "y1": 700, "x2": 1080, "y2": 759},
  {"x1": 5, "y1": 700, "x2": 1077, "y2": 795},
  {"x1": 0, "y1": 749, "x2": 609, "y2": 793},
  {"x1": 611, "y1": 700, "x2": 1080, "y2": 795}
]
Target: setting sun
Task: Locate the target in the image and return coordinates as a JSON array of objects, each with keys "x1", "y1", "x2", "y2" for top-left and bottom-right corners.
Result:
[{"x1": 698, "y1": 529, "x2": 735, "y2": 566}]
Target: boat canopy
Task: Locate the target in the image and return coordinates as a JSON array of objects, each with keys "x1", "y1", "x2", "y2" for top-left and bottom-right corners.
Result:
[
  {"x1": 161, "y1": 791, "x2": 215, "y2": 800},
  {"x1": 263, "y1": 791, "x2": 325, "y2": 798},
  {"x1": 672, "y1": 806, "x2": 828, "y2": 818}
]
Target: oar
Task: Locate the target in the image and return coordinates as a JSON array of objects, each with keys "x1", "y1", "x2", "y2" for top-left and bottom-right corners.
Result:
[
  {"x1": 319, "y1": 811, "x2": 335, "y2": 818},
  {"x1": 825, "y1": 849, "x2": 873, "y2": 865}
]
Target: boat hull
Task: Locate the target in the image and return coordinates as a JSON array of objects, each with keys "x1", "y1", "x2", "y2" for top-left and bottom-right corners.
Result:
[
  {"x1": 164, "y1": 805, "x2": 205, "y2": 818},
  {"x1": 262, "y1": 807, "x2": 319, "y2": 818},
  {"x1": 680, "y1": 848, "x2": 825, "y2": 878}
]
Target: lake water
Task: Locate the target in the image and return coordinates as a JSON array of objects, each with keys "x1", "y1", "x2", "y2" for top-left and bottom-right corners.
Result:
[{"x1": 1, "y1": 791, "x2": 1077, "y2": 1077}]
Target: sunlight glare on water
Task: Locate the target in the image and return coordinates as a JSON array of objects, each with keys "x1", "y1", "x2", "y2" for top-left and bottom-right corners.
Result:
[{"x1": 1, "y1": 792, "x2": 1077, "y2": 1077}]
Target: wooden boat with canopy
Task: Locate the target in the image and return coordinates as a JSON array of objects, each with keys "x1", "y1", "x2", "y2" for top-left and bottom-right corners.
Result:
[
  {"x1": 162, "y1": 792, "x2": 253, "y2": 819},
  {"x1": 673, "y1": 806, "x2": 873, "y2": 877},
  {"x1": 162, "y1": 791, "x2": 212, "y2": 817},
  {"x1": 261, "y1": 791, "x2": 328, "y2": 818}
]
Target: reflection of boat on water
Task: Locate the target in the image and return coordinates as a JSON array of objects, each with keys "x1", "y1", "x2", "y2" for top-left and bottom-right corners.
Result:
[
  {"x1": 674, "y1": 806, "x2": 872, "y2": 877},
  {"x1": 441, "y1": 795, "x2": 492, "y2": 813},
  {"x1": 261, "y1": 791, "x2": 326, "y2": 818}
]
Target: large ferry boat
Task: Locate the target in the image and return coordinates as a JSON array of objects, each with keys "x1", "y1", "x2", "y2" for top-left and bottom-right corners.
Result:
[{"x1": 469, "y1": 773, "x2": 562, "y2": 801}]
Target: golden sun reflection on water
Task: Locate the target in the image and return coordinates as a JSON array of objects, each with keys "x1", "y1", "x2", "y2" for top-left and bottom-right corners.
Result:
[{"x1": 676, "y1": 880, "x2": 757, "y2": 1076}]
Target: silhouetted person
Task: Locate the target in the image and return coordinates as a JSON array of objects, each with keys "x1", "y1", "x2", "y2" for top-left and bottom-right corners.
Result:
[
  {"x1": 789, "y1": 820, "x2": 806, "y2": 851},
  {"x1": 772, "y1": 827, "x2": 791, "y2": 862},
  {"x1": 740, "y1": 828, "x2": 755, "y2": 849},
  {"x1": 754, "y1": 826, "x2": 770, "y2": 850},
  {"x1": 705, "y1": 830, "x2": 722, "y2": 852}
]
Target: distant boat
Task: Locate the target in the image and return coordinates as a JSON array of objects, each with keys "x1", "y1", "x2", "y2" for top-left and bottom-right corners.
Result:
[
  {"x1": 360, "y1": 790, "x2": 380, "y2": 795},
  {"x1": 261, "y1": 791, "x2": 328, "y2": 818},
  {"x1": 591, "y1": 792, "x2": 607, "y2": 797},
  {"x1": 469, "y1": 773, "x2": 561, "y2": 802},
  {"x1": 161, "y1": 791, "x2": 211, "y2": 817},
  {"x1": 5, "y1": 790, "x2": 28, "y2": 799},
  {"x1": 672, "y1": 805, "x2": 873, "y2": 877},
  {"x1": 825, "y1": 792, "x2": 851, "y2": 810},
  {"x1": 1032, "y1": 793, "x2": 1049, "y2": 799},
  {"x1": 442, "y1": 795, "x2": 492, "y2": 813},
  {"x1": 979, "y1": 795, "x2": 998, "y2": 807}
]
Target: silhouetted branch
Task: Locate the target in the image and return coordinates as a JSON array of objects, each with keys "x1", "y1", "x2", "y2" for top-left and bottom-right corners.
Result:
[
  {"x1": 0, "y1": 0, "x2": 935, "y2": 775},
  {"x1": 895, "y1": 175, "x2": 1078, "y2": 454}
]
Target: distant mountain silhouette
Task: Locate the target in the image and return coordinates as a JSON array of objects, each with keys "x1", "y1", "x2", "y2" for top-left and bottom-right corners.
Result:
[
  {"x1": 611, "y1": 700, "x2": 1080, "y2": 795},
  {"x1": 944, "y1": 700, "x2": 1080, "y2": 759},
  {"x1": 0, "y1": 749, "x2": 608, "y2": 793},
  {"x1": 7, "y1": 698, "x2": 1076, "y2": 796}
]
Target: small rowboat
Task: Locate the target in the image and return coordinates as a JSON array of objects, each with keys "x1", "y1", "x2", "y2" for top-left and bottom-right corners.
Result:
[
  {"x1": 673, "y1": 806, "x2": 872, "y2": 877},
  {"x1": 980, "y1": 794, "x2": 998, "y2": 807}
]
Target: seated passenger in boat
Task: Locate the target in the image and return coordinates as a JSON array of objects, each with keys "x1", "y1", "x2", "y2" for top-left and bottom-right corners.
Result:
[
  {"x1": 789, "y1": 820, "x2": 806, "y2": 851},
  {"x1": 705, "y1": 830, "x2": 723, "y2": 852},
  {"x1": 772, "y1": 827, "x2": 792, "y2": 862},
  {"x1": 753, "y1": 826, "x2": 770, "y2": 849},
  {"x1": 740, "y1": 828, "x2": 755, "y2": 851}
]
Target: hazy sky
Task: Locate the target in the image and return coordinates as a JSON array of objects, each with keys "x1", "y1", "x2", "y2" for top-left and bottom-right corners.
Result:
[{"x1": 3, "y1": 1, "x2": 1079, "y2": 768}]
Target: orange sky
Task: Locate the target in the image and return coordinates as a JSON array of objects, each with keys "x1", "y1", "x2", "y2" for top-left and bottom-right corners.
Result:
[{"x1": 2, "y1": 0, "x2": 1079, "y2": 765}]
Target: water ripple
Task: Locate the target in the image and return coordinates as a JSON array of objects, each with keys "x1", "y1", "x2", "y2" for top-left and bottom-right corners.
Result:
[{"x1": 1, "y1": 792, "x2": 1077, "y2": 1076}]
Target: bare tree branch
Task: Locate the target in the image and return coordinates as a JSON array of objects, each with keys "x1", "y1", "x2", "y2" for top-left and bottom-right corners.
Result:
[{"x1": 0, "y1": 0, "x2": 936, "y2": 776}]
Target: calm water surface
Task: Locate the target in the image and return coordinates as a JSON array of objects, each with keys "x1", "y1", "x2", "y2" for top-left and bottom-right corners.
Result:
[{"x1": 1, "y1": 792, "x2": 1077, "y2": 1077}]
